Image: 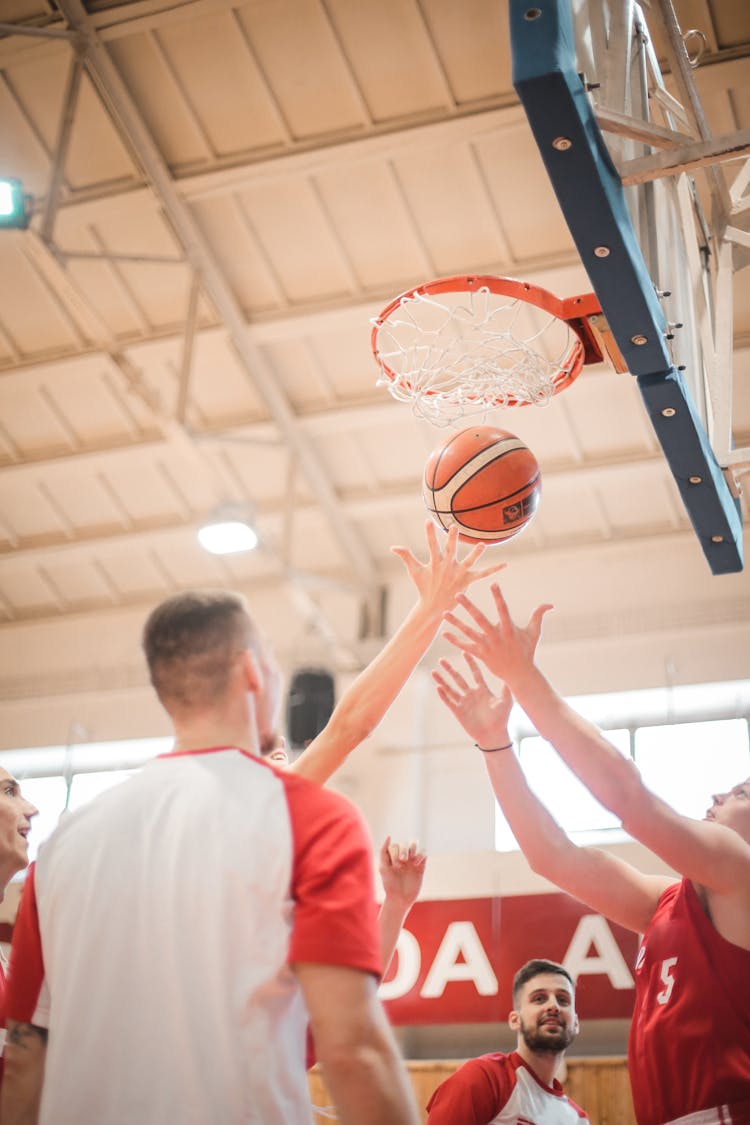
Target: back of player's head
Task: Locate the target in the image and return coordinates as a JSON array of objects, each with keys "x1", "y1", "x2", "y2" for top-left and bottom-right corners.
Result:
[
  {"x1": 512, "y1": 958, "x2": 574, "y2": 1005},
  {"x1": 143, "y1": 589, "x2": 264, "y2": 711}
]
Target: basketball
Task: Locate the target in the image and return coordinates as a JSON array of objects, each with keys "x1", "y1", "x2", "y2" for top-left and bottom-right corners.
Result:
[{"x1": 422, "y1": 426, "x2": 541, "y2": 544}]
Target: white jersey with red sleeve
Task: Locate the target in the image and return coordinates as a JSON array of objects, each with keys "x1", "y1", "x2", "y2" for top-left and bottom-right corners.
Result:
[
  {"x1": 425, "y1": 1050, "x2": 589, "y2": 1124},
  {"x1": 7, "y1": 747, "x2": 382, "y2": 1125},
  {"x1": 629, "y1": 878, "x2": 750, "y2": 1125}
]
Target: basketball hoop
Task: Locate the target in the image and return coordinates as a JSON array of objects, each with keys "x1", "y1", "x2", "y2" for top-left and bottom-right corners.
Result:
[{"x1": 371, "y1": 275, "x2": 606, "y2": 425}]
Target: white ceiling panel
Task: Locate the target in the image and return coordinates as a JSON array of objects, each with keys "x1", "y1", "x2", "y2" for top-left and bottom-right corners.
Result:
[
  {"x1": 476, "y1": 126, "x2": 580, "y2": 265},
  {"x1": 234, "y1": 0, "x2": 371, "y2": 138},
  {"x1": 235, "y1": 177, "x2": 363, "y2": 301},
  {"x1": 419, "y1": 0, "x2": 513, "y2": 105},
  {"x1": 190, "y1": 195, "x2": 285, "y2": 313}
]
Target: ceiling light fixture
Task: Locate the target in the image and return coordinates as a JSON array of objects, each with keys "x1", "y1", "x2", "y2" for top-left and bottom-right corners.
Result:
[
  {"x1": 0, "y1": 178, "x2": 31, "y2": 230},
  {"x1": 197, "y1": 506, "x2": 259, "y2": 555}
]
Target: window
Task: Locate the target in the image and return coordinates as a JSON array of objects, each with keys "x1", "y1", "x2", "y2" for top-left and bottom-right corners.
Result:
[
  {"x1": 495, "y1": 729, "x2": 631, "y2": 851},
  {"x1": 6, "y1": 738, "x2": 170, "y2": 870},
  {"x1": 494, "y1": 683, "x2": 750, "y2": 852},
  {"x1": 634, "y1": 719, "x2": 750, "y2": 819}
]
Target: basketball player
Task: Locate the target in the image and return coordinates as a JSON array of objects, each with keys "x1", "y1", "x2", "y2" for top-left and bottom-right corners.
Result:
[
  {"x1": 0, "y1": 772, "x2": 37, "y2": 1088},
  {"x1": 434, "y1": 582, "x2": 750, "y2": 1125},
  {"x1": 426, "y1": 959, "x2": 588, "y2": 1123},
  {"x1": 1, "y1": 590, "x2": 420, "y2": 1125}
]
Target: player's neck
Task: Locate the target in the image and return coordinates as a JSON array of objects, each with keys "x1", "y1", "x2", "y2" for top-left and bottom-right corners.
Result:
[
  {"x1": 171, "y1": 715, "x2": 258, "y2": 756},
  {"x1": 515, "y1": 1042, "x2": 564, "y2": 1088},
  {"x1": 169, "y1": 692, "x2": 261, "y2": 756}
]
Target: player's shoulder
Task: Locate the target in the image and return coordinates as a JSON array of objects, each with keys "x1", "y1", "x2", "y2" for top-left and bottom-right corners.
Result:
[
  {"x1": 456, "y1": 1051, "x2": 515, "y2": 1088},
  {"x1": 426, "y1": 1053, "x2": 514, "y2": 1118},
  {"x1": 280, "y1": 766, "x2": 368, "y2": 836}
]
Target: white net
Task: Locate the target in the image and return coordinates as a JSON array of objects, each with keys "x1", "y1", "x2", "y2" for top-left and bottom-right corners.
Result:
[{"x1": 372, "y1": 283, "x2": 584, "y2": 425}]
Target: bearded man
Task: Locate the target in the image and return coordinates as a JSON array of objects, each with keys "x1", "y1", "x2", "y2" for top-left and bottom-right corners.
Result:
[{"x1": 426, "y1": 959, "x2": 589, "y2": 1124}]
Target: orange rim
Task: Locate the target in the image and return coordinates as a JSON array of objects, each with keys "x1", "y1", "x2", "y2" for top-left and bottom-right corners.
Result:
[{"x1": 371, "y1": 274, "x2": 603, "y2": 406}]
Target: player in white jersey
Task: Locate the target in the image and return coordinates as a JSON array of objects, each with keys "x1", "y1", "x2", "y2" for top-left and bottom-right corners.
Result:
[
  {"x1": 1, "y1": 588, "x2": 421, "y2": 1125},
  {"x1": 426, "y1": 959, "x2": 589, "y2": 1124}
]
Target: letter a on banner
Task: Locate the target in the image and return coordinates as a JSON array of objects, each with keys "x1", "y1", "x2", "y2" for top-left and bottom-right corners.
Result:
[
  {"x1": 563, "y1": 915, "x2": 634, "y2": 989},
  {"x1": 421, "y1": 921, "x2": 498, "y2": 999}
]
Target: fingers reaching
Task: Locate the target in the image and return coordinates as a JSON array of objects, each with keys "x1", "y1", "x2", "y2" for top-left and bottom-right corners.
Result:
[
  {"x1": 384, "y1": 837, "x2": 426, "y2": 867},
  {"x1": 527, "y1": 603, "x2": 554, "y2": 646},
  {"x1": 463, "y1": 652, "x2": 489, "y2": 688}
]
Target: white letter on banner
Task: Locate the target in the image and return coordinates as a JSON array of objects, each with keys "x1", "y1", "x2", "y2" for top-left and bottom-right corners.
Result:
[
  {"x1": 420, "y1": 921, "x2": 498, "y2": 998},
  {"x1": 378, "y1": 929, "x2": 421, "y2": 1001},
  {"x1": 563, "y1": 915, "x2": 634, "y2": 989}
]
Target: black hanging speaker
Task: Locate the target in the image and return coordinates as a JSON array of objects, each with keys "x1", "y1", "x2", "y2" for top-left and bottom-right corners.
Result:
[{"x1": 286, "y1": 669, "x2": 335, "y2": 749}]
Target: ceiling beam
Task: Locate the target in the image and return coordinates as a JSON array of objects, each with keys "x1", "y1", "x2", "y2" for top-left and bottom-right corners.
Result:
[
  {"x1": 48, "y1": 102, "x2": 528, "y2": 230},
  {"x1": 1, "y1": 523, "x2": 748, "y2": 637},
  {"x1": 0, "y1": 445, "x2": 702, "y2": 566},
  {"x1": 0, "y1": 243, "x2": 586, "y2": 375}
]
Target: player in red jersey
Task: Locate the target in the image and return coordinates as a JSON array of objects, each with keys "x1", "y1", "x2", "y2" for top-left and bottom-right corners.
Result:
[
  {"x1": 426, "y1": 959, "x2": 589, "y2": 1124},
  {"x1": 433, "y1": 582, "x2": 750, "y2": 1125},
  {"x1": 0, "y1": 772, "x2": 36, "y2": 1090}
]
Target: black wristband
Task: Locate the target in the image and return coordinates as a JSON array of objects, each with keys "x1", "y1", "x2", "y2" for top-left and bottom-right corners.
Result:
[{"x1": 475, "y1": 741, "x2": 513, "y2": 753}]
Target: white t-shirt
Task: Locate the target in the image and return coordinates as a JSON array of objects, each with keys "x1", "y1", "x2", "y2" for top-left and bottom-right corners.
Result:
[{"x1": 8, "y1": 747, "x2": 381, "y2": 1124}]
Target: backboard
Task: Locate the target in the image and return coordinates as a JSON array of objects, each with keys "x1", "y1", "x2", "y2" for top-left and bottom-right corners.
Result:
[{"x1": 511, "y1": 0, "x2": 749, "y2": 574}]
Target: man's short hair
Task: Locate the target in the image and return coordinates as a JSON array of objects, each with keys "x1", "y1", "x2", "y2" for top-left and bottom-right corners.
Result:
[
  {"x1": 143, "y1": 589, "x2": 262, "y2": 710},
  {"x1": 512, "y1": 959, "x2": 574, "y2": 1005}
]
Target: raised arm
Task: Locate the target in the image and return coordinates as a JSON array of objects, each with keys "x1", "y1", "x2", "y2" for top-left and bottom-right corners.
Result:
[
  {"x1": 433, "y1": 652, "x2": 672, "y2": 934},
  {"x1": 290, "y1": 522, "x2": 504, "y2": 784},
  {"x1": 378, "y1": 836, "x2": 427, "y2": 973},
  {"x1": 443, "y1": 585, "x2": 750, "y2": 897}
]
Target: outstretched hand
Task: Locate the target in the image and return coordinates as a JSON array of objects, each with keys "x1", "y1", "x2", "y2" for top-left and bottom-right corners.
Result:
[
  {"x1": 391, "y1": 521, "x2": 506, "y2": 619},
  {"x1": 433, "y1": 653, "x2": 513, "y2": 748},
  {"x1": 442, "y1": 582, "x2": 552, "y2": 688},
  {"x1": 379, "y1": 836, "x2": 427, "y2": 908}
]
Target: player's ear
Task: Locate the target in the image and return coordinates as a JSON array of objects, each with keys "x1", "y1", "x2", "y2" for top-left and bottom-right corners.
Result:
[
  {"x1": 508, "y1": 1008, "x2": 521, "y2": 1032},
  {"x1": 240, "y1": 649, "x2": 263, "y2": 694}
]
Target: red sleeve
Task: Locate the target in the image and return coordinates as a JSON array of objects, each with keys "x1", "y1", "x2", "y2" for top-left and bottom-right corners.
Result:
[
  {"x1": 426, "y1": 1054, "x2": 514, "y2": 1124},
  {"x1": 282, "y1": 773, "x2": 381, "y2": 977},
  {"x1": 6, "y1": 864, "x2": 46, "y2": 1025},
  {"x1": 0, "y1": 960, "x2": 5, "y2": 1086}
]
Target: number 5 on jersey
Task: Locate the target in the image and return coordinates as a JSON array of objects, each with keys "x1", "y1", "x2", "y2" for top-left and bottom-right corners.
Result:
[{"x1": 656, "y1": 957, "x2": 678, "y2": 1005}]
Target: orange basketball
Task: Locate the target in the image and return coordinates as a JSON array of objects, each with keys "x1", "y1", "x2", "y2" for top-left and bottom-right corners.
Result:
[{"x1": 423, "y1": 426, "x2": 541, "y2": 544}]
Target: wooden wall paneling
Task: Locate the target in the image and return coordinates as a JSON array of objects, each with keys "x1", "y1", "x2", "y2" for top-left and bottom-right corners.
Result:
[{"x1": 308, "y1": 1056, "x2": 636, "y2": 1124}]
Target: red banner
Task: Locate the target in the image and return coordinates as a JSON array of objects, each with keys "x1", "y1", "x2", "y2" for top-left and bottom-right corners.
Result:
[{"x1": 380, "y1": 893, "x2": 638, "y2": 1025}]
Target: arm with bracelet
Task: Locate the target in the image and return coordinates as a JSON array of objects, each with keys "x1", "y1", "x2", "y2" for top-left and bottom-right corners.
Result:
[{"x1": 432, "y1": 651, "x2": 671, "y2": 935}]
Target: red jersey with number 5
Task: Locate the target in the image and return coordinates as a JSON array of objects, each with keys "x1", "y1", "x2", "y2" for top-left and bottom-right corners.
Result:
[{"x1": 629, "y1": 879, "x2": 750, "y2": 1124}]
